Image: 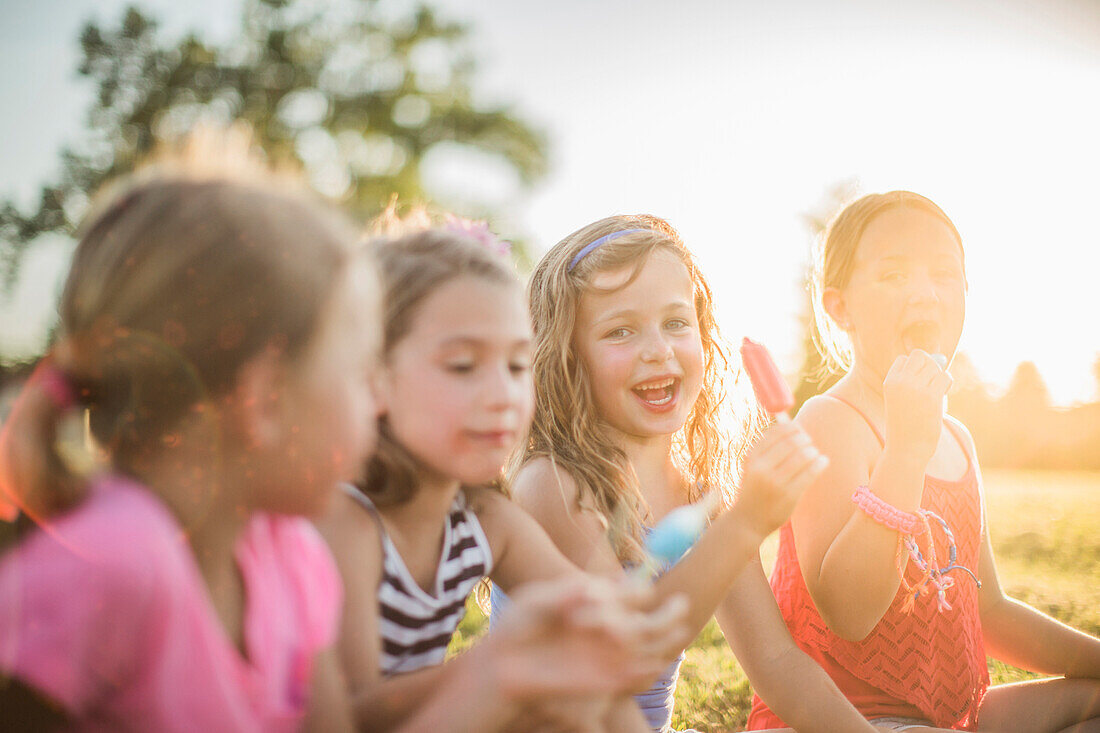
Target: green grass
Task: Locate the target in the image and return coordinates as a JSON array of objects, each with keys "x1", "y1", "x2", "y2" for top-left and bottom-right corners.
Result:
[{"x1": 452, "y1": 470, "x2": 1100, "y2": 731}]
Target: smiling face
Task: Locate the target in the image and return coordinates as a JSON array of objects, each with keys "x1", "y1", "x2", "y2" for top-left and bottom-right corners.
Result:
[
  {"x1": 573, "y1": 248, "x2": 705, "y2": 442},
  {"x1": 380, "y1": 275, "x2": 534, "y2": 485},
  {"x1": 827, "y1": 205, "x2": 967, "y2": 382}
]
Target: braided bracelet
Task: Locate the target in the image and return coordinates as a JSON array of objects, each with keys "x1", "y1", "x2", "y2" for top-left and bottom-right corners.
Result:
[
  {"x1": 852, "y1": 486, "x2": 980, "y2": 614},
  {"x1": 851, "y1": 485, "x2": 924, "y2": 535}
]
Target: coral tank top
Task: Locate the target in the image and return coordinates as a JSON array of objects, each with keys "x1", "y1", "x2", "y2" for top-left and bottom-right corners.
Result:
[{"x1": 748, "y1": 399, "x2": 988, "y2": 730}]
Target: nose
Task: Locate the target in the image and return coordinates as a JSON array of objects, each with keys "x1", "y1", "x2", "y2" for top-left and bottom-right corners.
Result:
[
  {"x1": 483, "y1": 362, "x2": 528, "y2": 410},
  {"x1": 907, "y1": 269, "x2": 940, "y2": 305},
  {"x1": 640, "y1": 326, "x2": 675, "y2": 364}
]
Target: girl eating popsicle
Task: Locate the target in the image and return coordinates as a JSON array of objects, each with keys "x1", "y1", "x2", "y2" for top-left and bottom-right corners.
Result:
[{"x1": 748, "y1": 191, "x2": 1100, "y2": 732}]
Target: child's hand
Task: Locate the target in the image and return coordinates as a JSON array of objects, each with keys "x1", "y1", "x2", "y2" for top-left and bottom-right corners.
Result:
[
  {"x1": 882, "y1": 349, "x2": 953, "y2": 465},
  {"x1": 736, "y1": 419, "x2": 829, "y2": 541},
  {"x1": 484, "y1": 576, "x2": 689, "y2": 702}
]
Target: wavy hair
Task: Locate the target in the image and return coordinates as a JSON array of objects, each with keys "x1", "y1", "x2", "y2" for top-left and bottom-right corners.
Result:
[{"x1": 520, "y1": 215, "x2": 759, "y2": 564}]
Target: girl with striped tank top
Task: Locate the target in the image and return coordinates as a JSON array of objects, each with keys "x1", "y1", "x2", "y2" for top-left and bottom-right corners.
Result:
[
  {"x1": 749, "y1": 191, "x2": 1100, "y2": 732},
  {"x1": 315, "y1": 216, "x2": 692, "y2": 732}
]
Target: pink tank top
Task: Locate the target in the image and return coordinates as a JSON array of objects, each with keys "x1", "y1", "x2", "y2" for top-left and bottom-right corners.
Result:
[{"x1": 748, "y1": 397, "x2": 988, "y2": 730}]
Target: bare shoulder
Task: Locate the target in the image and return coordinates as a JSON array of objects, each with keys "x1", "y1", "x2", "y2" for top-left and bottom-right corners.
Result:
[
  {"x1": 508, "y1": 457, "x2": 614, "y2": 571},
  {"x1": 313, "y1": 488, "x2": 382, "y2": 582},
  {"x1": 796, "y1": 393, "x2": 881, "y2": 471},
  {"x1": 797, "y1": 393, "x2": 874, "y2": 440},
  {"x1": 790, "y1": 394, "x2": 882, "y2": 555},
  {"x1": 463, "y1": 485, "x2": 517, "y2": 522},
  {"x1": 510, "y1": 456, "x2": 584, "y2": 521}
]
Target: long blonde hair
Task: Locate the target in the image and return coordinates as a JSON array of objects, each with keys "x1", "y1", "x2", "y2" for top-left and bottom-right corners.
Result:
[{"x1": 521, "y1": 215, "x2": 757, "y2": 564}]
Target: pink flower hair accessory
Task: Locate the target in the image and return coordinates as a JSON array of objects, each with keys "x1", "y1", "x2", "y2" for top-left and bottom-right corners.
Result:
[{"x1": 442, "y1": 215, "x2": 511, "y2": 257}]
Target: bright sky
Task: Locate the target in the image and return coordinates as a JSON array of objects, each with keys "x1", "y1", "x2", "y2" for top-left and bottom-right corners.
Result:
[{"x1": 2, "y1": 0, "x2": 1099, "y2": 404}]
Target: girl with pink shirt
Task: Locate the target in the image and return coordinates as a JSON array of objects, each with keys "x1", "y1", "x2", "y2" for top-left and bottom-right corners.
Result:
[{"x1": 0, "y1": 142, "x2": 379, "y2": 731}]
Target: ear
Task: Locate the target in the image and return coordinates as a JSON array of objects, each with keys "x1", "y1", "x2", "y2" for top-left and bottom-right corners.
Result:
[
  {"x1": 225, "y1": 348, "x2": 286, "y2": 449},
  {"x1": 821, "y1": 286, "x2": 852, "y2": 331}
]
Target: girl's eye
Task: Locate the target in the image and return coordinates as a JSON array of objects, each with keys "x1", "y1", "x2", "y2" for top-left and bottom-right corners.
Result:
[
  {"x1": 605, "y1": 327, "x2": 630, "y2": 339},
  {"x1": 445, "y1": 362, "x2": 475, "y2": 374},
  {"x1": 881, "y1": 271, "x2": 905, "y2": 283},
  {"x1": 509, "y1": 362, "x2": 530, "y2": 375},
  {"x1": 665, "y1": 318, "x2": 689, "y2": 330}
]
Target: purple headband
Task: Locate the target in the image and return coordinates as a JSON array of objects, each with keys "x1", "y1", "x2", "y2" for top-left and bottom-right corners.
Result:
[{"x1": 567, "y1": 228, "x2": 648, "y2": 271}]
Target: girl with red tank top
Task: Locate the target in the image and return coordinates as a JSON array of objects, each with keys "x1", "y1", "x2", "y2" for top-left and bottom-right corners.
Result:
[{"x1": 750, "y1": 192, "x2": 1100, "y2": 732}]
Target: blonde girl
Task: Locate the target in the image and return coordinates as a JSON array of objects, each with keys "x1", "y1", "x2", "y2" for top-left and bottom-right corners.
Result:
[
  {"x1": 0, "y1": 145, "x2": 378, "y2": 731},
  {"x1": 509, "y1": 215, "x2": 883, "y2": 732},
  {"x1": 316, "y1": 221, "x2": 690, "y2": 732},
  {"x1": 750, "y1": 191, "x2": 1100, "y2": 731}
]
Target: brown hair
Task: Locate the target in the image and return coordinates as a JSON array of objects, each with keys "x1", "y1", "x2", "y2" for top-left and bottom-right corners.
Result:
[
  {"x1": 521, "y1": 215, "x2": 757, "y2": 564},
  {"x1": 810, "y1": 191, "x2": 965, "y2": 378},
  {"x1": 0, "y1": 147, "x2": 359, "y2": 521},
  {"x1": 359, "y1": 222, "x2": 520, "y2": 506}
]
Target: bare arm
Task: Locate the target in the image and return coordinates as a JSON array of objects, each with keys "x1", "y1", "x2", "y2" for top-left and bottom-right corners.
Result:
[
  {"x1": 715, "y1": 559, "x2": 879, "y2": 733},
  {"x1": 303, "y1": 647, "x2": 355, "y2": 733},
  {"x1": 512, "y1": 418, "x2": 828, "y2": 656},
  {"x1": 975, "y1": 479, "x2": 1100, "y2": 678},
  {"x1": 792, "y1": 354, "x2": 950, "y2": 641}
]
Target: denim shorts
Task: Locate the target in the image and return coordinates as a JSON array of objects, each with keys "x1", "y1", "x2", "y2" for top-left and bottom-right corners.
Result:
[{"x1": 868, "y1": 717, "x2": 936, "y2": 730}]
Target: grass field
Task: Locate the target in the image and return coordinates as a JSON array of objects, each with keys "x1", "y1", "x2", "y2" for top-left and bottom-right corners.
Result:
[{"x1": 452, "y1": 469, "x2": 1100, "y2": 732}]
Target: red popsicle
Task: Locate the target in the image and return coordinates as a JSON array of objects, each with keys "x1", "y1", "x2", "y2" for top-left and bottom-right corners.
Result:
[{"x1": 740, "y1": 337, "x2": 795, "y2": 417}]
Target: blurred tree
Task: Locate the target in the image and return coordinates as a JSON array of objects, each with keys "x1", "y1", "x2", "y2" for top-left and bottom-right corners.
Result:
[
  {"x1": 791, "y1": 178, "x2": 861, "y2": 410},
  {"x1": 1004, "y1": 361, "x2": 1051, "y2": 413},
  {"x1": 0, "y1": 0, "x2": 547, "y2": 288},
  {"x1": 946, "y1": 351, "x2": 984, "y2": 395}
]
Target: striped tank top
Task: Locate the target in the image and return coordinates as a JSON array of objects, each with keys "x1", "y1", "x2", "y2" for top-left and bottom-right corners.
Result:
[{"x1": 343, "y1": 485, "x2": 495, "y2": 676}]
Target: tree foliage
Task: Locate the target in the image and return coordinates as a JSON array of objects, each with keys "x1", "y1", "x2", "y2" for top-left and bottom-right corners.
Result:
[{"x1": 0, "y1": 0, "x2": 547, "y2": 287}]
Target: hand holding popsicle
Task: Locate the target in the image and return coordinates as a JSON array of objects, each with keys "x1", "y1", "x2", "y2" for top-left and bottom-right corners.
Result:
[
  {"x1": 736, "y1": 337, "x2": 829, "y2": 539},
  {"x1": 882, "y1": 349, "x2": 954, "y2": 465},
  {"x1": 637, "y1": 339, "x2": 827, "y2": 574}
]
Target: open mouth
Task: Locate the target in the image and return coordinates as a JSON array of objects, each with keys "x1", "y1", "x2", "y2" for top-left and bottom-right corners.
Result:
[
  {"x1": 902, "y1": 321, "x2": 940, "y2": 355},
  {"x1": 632, "y1": 377, "x2": 679, "y2": 407}
]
